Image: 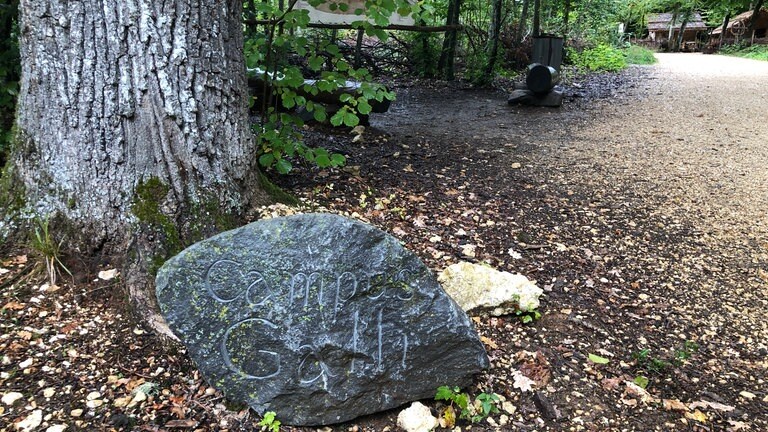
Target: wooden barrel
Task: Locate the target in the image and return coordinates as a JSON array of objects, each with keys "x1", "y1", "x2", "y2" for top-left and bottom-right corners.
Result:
[{"x1": 526, "y1": 63, "x2": 560, "y2": 94}]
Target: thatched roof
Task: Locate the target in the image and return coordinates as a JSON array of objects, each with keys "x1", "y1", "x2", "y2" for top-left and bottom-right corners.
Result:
[
  {"x1": 647, "y1": 12, "x2": 708, "y2": 32},
  {"x1": 712, "y1": 8, "x2": 768, "y2": 35}
]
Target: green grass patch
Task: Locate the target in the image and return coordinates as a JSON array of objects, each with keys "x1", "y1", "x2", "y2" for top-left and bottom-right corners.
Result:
[
  {"x1": 719, "y1": 44, "x2": 768, "y2": 61},
  {"x1": 624, "y1": 45, "x2": 657, "y2": 65},
  {"x1": 568, "y1": 44, "x2": 627, "y2": 72}
]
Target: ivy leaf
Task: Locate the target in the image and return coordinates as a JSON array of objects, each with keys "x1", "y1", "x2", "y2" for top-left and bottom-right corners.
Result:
[
  {"x1": 258, "y1": 153, "x2": 275, "y2": 168},
  {"x1": 588, "y1": 353, "x2": 610, "y2": 364},
  {"x1": 330, "y1": 111, "x2": 345, "y2": 127},
  {"x1": 308, "y1": 56, "x2": 325, "y2": 71},
  {"x1": 275, "y1": 159, "x2": 292, "y2": 174},
  {"x1": 315, "y1": 154, "x2": 331, "y2": 168},
  {"x1": 356, "y1": 100, "x2": 372, "y2": 115},
  {"x1": 343, "y1": 111, "x2": 359, "y2": 127},
  {"x1": 330, "y1": 153, "x2": 346, "y2": 166},
  {"x1": 435, "y1": 386, "x2": 456, "y2": 402},
  {"x1": 313, "y1": 106, "x2": 328, "y2": 122},
  {"x1": 634, "y1": 375, "x2": 649, "y2": 389}
]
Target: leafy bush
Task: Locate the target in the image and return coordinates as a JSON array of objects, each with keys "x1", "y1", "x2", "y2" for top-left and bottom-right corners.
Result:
[
  {"x1": 720, "y1": 44, "x2": 768, "y2": 61},
  {"x1": 624, "y1": 45, "x2": 657, "y2": 65},
  {"x1": 245, "y1": 0, "x2": 407, "y2": 174},
  {"x1": 568, "y1": 44, "x2": 627, "y2": 72},
  {"x1": 0, "y1": 0, "x2": 20, "y2": 169}
]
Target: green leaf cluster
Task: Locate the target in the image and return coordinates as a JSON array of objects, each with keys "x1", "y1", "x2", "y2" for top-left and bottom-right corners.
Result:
[
  {"x1": 257, "y1": 411, "x2": 281, "y2": 432},
  {"x1": 435, "y1": 385, "x2": 500, "y2": 424},
  {"x1": 0, "y1": 0, "x2": 20, "y2": 169},
  {"x1": 245, "y1": 0, "x2": 399, "y2": 174}
]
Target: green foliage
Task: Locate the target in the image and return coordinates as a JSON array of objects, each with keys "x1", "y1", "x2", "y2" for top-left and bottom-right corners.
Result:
[
  {"x1": 246, "y1": 0, "x2": 399, "y2": 174},
  {"x1": 29, "y1": 216, "x2": 71, "y2": 286},
  {"x1": 435, "y1": 386, "x2": 499, "y2": 425},
  {"x1": 568, "y1": 44, "x2": 628, "y2": 72},
  {"x1": 0, "y1": 0, "x2": 20, "y2": 170},
  {"x1": 720, "y1": 44, "x2": 768, "y2": 61},
  {"x1": 257, "y1": 411, "x2": 281, "y2": 432},
  {"x1": 632, "y1": 340, "x2": 700, "y2": 387},
  {"x1": 633, "y1": 375, "x2": 650, "y2": 389},
  {"x1": 515, "y1": 309, "x2": 542, "y2": 324},
  {"x1": 624, "y1": 45, "x2": 657, "y2": 65}
]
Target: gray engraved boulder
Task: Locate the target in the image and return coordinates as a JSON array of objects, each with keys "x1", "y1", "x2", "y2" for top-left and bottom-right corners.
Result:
[{"x1": 156, "y1": 213, "x2": 489, "y2": 426}]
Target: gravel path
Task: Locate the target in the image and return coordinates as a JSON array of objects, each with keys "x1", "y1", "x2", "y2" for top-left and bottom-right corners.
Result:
[
  {"x1": 524, "y1": 53, "x2": 768, "y2": 429},
  {"x1": 557, "y1": 53, "x2": 768, "y2": 240}
]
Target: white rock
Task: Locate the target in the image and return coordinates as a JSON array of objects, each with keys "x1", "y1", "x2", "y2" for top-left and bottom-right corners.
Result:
[
  {"x1": 98, "y1": 269, "x2": 118, "y2": 280},
  {"x1": 14, "y1": 409, "x2": 42, "y2": 431},
  {"x1": 396, "y1": 401, "x2": 438, "y2": 432},
  {"x1": 2, "y1": 392, "x2": 24, "y2": 406},
  {"x1": 43, "y1": 388, "x2": 55, "y2": 398},
  {"x1": 19, "y1": 358, "x2": 33, "y2": 369},
  {"x1": 460, "y1": 244, "x2": 476, "y2": 258},
  {"x1": 46, "y1": 425, "x2": 67, "y2": 432},
  {"x1": 438, "y1": 262, "x2": 543, "y2": 315}
]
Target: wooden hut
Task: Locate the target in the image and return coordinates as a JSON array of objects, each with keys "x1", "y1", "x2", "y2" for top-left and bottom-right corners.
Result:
[
  {"x1": 647, "y1": 12, "x2": 708, "y2": 47},
  {"x1": 712, "y1": 8, "x2": 768, "y2": 41}
]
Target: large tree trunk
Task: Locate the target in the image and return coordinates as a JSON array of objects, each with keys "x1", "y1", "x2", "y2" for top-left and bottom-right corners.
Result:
[
  {"x1": 11, "y1": 0, "x2": 270, "y2": 337},
  {"x1": 675, "y1": 17, "x2": 689, "y2": 51},
  {"x1": 438, "y1": 0, "x2": 462, "y2": 80},
  {"x1": 749, "y1": 0, "x2": 765, "y2": 36},
  {"x1": 719, "y1": 13, "x2": 730, "y2": 47},
  {"x1": 515, "y1": 0, "x2": 530, "y2": 43},
  {"x1": 479, "y1": 0, "x2": 503, "y2": 84},
  {"x1": 532, "y1": 0, "x2": 541, "y2": 37}
]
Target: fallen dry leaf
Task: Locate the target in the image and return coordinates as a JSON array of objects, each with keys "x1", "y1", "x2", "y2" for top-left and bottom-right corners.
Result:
[
  {"x1": 685, "y1": 409, "x2": 708, "y2": 423},
  {"x1": 512, "y1": 370, "x2": 535, "y2": 393},
  {"x1": 601, "y1": 377, "x2": 622, "y2": 390},
  {"x1": 2, "y1": 301, "x2": 25, "y2": 310},
  {"x1": 662, "y1": 399, "x2": 688, "y2": 412},
  {"x1": 164, "y1": 419, "x2": 197, "y2": 428},
  {"x1": 480, "y1": 336, "x2": 498, "y2": 349},
  {"x1": 689, "y1": 400, "x2": 735, "y2": 412}
]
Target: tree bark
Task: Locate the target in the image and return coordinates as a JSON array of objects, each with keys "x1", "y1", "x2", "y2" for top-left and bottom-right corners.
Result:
[
  {"x1": 675, "y1": 17, "x2": 689, "y2": 51},
  {"x1": 563, "y1": 0, "x2": 571, "y2": 38},
  {"x1": 480, "y1": 0, "x2": 504, "y2": 84},
  {"x1": 532, "y1": 0, "x2": 541, "y2": 37},
  {"x1": 438, "y1": 0, "x2": 462, "y2": 80},
  {"x1": 516, "y1": 0, "x2": 530, "y2": 43},
  {"x1": 12, "y1": 0, "x2": 270, "y2": 337},
  {"x1": 749, "y1": 0, "x2": 765, "y2": 35},
  {"x1": 719, "y1": 13, "x2": 730, "y2": 47}
]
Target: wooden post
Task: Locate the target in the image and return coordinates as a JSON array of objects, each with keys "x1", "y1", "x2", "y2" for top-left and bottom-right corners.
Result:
[{"x1": 354, "y1": 29, "x2": 364, "y2": 69}]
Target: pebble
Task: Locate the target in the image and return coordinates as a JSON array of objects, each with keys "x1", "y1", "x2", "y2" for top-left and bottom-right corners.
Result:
[
  {"x1": 2, "y1": 392, "x2": 24, "y2": 406},
  {"x1": 14, "y1": 409, "x2": 43, "y2": 431},
  {"x1": 739, "y1": 391, "x2": 756, "y2": 400},
  {"x1": 46, "y1": 425, "x2": 67, "y2": 432},
  {"x1": 70, "y1": 409, "x2": 83, "y2": 417}
]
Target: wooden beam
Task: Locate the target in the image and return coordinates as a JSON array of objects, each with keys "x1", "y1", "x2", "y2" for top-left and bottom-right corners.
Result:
[{"x1": 244, "y1": 18, "x2": 463, "y2": 33}]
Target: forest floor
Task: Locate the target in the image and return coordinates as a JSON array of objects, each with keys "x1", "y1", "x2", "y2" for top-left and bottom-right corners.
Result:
[{"x1": 2, "y1": 53, "x2": 767, "y2": 431}]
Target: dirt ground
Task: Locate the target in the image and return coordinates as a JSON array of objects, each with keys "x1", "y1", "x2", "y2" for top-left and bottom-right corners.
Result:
[{"x1": 2, "y1": 53, "x2": 767, "y2": 431}]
